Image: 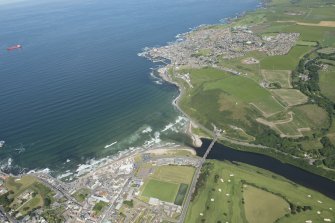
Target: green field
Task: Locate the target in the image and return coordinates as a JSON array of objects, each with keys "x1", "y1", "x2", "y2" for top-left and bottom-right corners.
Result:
[
  {"x1": 283, "y1": 24, "x2": 335, "y2": 47},
  {"x1": 218, "y1": 51, "x2": 266, "y2": 82},
  {"x1": 192, "y1": 48, "x2": 212, "y2": 57},
  {"x1": 203, "y1": 74, "x2": 284, "y2": 115},
  {"x1": 300, "y1": 139, "x2": 324, "y2": 151},
  {"x1": 164, "y1": 148, "x2": 195, "y2": 157},
  {"x1": 174, "y1": 184, "x2": 188, "y2": 205},
  {"x1": 292, "y1": 104, "x2": 329, "y2": 130},
  {"x1": 261, "y1": 69, "x2": 292, "y2": 88},
  {"x1": 296, "y1": 40, "x2": 318, "y2": 46},
  {"x1": 318, "y1": 47, "x2": 335, "y2": 55},
  {"x1": 151, "y1": 165, "x2": 195, "y2": 184},
  {"x1": 178, "y1": 68, "x2": 287, "y2": 140},
  {"x1": 186, "y1": 160, "x2": 335, "y2": 223},
  {"x1": 271, "y1": 89, "x2": 308, "y2": 106},
  {"x1": 5, "y1": 176, "x2": 37, "y2": 194},
  {"x1": 181, "y1": 67, "x2": 230, "y2": 87},
  {"x1": 1, "y1": 176, "x2": 55, "y2": 217},
  {"x1": 73, "y1": 188, "x2": 90, "y2": 202},
  {"x1": 140, "y1": 165, "x2": 195, "y2": 204},
  {"x1": 319, "y1": 65, "x2": 335, "y2": 103},
  {"x1": 142, "y1": 179, "x2": 180, "y2": 203},
  {"x1": 172, "y1": 0, "x2": 335, "y2": 178},
  {"x1": 267, "y1": 104, "x2": 329, "y2": 137},
  {"x1": 320, "y1": 59, "x2": 335, "y2": 66},
  {"x1": 260, "y1": 46, "x2": 312, "y2": 70},
  {"x1": 244, "y1": 185, "x2": 289, "y2": 223},
  {"x1": 93, "y1": 201, "x2": 108, "y2": 216},
  {"x1": 19, "y1": 194, "x2": 43, "y2": 216},
  {"x1": 276, "y1": 122, "x2": 304, "y2": 137}
]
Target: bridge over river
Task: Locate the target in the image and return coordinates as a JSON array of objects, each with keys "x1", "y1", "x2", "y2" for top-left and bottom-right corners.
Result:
[{"x1": 178, "y1": 125, "x2": 222, "y2": 223}]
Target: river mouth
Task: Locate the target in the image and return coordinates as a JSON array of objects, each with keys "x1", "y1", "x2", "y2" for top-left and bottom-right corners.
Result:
[{"x1": 196, "y1": 138, "x2": 335, "y2": 200}]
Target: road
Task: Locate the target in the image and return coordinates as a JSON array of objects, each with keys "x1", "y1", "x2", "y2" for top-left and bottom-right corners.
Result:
[
  {"x1": 178, "y1": 127, "x2": 221, "y2": 223},
  {"x1": 99, "y1": 175, "x2": 133, "y2": 223},
  {"x1": 32, "y1": 174, "x2": 82, "y2": 207}
]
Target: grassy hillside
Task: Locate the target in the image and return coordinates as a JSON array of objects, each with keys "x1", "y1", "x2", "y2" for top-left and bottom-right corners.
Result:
[{"x1": 171, "y1": 0, "x2": 335, "y2": 176}]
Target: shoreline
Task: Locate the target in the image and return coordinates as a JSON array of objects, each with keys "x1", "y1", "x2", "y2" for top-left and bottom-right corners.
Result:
[
  {"x1": 157, "y1": 66, "x2": 203, "y2": 148},
  {"x1": 0, "y1": 1, "x2": 260, "y2": 178},
  {"x1": 155, "y1": 66, "x2": 270, "y2": 148},
  {"x1": 141, "y1": 1, "x2": 335, "y2": 182},
  {"x1": 151, "y1": 53, "x2": 335, "y2": 182}
]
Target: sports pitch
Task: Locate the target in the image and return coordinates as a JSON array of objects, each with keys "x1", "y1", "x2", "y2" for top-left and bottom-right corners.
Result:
[
  {"x1": 141, "y1": 165, "x2": 195, "y2": 204},
  {"x1": 142, "y1": 179, "x2": 180, "y2": 203}
]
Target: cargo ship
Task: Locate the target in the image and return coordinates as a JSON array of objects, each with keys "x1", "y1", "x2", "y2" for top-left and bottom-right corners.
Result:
[{"x1": 7, "y1": 44, "x2": 22, "y2": 51}]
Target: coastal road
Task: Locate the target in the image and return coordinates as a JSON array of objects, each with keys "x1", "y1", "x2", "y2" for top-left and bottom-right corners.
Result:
[{"x1": 178, "y1": 128, "x2": 221, "y2": 223}]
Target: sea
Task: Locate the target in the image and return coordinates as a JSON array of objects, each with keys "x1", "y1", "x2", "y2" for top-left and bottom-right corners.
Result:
[{"x1": 0, "y1": 0, "x2": 258, "y2": 177}]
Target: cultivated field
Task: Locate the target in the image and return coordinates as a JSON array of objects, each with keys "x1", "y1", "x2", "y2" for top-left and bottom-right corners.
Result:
[
  {"x1": 296, "y1": 40, "x2": 318, "y2": 46},
  {"x1": 319, "y1": 65, "x2": 335, "y2": 103},
  {"x1": 261, "y1": 69, "x2": 292, "y2": 88},
  {"x1": 260, "y1": 45, "x2": 312, "y2": 70},
  {"x1": 297, "y1": 21, "x2": 335, "y2": 28},
  {"x1": 258, "y1": 104, "x2": 329, "y2": 138},
  {"x1": 276, "y1": 122, "x2": 309, "y2": 138},
  {"x1": 203, "y1": 75, "x2": 284, "y2": 116},
  {"x1": 178, "y1": 67, "x2": 324, "y2": 140},
  {"x1": 292, "y1": 104, "x2": 329, "y2": 130},
  {"x1": 271, "y1": 89, "x2": 308, "y2": 106},
  {"x1": 283, "y1": 24, "x2": 335, "y2": 47},
  {"x1": 318, "y1": 47, "x2": 335, "y2": 55}
]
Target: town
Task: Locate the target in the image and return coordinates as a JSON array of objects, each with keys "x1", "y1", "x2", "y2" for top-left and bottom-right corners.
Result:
[
  {"x1": 0, "y1": 146, "x2": 201, "y2": 223},
  {"x1": 143, "y1": 25, "x2": 299, "y2": 68}
]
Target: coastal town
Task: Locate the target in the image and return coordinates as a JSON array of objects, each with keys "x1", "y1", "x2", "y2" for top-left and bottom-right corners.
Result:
[
  {"x1": 2, "y1": 0, "x2": 335, "y2": 222},
  {"x1": 143, "y1": 25, "x2": 299, "y2": 68},
  {"x1": 0, "y1": 146, "x2": 201, "y2": 223},
  {"x1": 2, "y1": 15, "x2": 334, "y2": 223}
]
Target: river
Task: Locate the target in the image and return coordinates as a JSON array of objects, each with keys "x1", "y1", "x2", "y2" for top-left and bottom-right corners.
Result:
[{"x1": 197, "y1": 138, "x2": 335, "y2": 199}]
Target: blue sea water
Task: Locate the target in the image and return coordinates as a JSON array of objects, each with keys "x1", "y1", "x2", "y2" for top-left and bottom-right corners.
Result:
[{"x1": 0, "y1": 0, "x2": 258, "y2": 175}]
